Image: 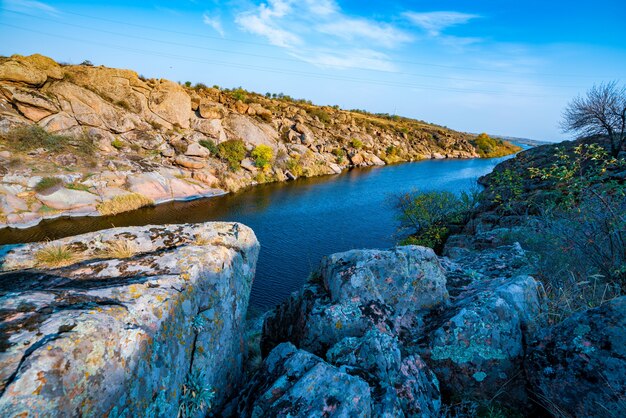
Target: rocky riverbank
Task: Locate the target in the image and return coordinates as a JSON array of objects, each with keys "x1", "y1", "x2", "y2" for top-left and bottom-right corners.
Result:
[{"x1": 0, "y1": 54, "x2": 519, "y2": 229}]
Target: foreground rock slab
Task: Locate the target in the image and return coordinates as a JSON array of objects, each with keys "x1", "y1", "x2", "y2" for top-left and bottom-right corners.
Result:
[
  {"x1": 0, "y1": 222, "x2": 259, "y2": 417},
  {"x1": 526, "y1": 296, "x2": 626, "y2": 417}
]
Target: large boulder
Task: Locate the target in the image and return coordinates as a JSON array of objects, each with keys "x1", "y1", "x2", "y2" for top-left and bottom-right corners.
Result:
[
  {"x1": 35, "y1": 187, "x2": 99, "y2": 211},
  {"x1": 148, "y1": 80, "x2": 191, "y2": 128},
  {"x1": 526, "y1": 296, "x2": 626, "y2": 418},
  {"x1": 0, "y1": 54, "x2": 64, "y2": 86},
  {"x1": 262, "y1": 246, "x2": 448, "y2": 358},
  {"x1": 0, "y1": 222, "x2": 260, "y2": 416},
  {"x1": 231, "y1": 342, "x2": 371, "y2": 417}
]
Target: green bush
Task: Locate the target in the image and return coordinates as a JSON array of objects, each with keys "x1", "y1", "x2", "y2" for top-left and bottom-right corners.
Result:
[
  {"x1": 251, "y1": 144, "x2": 273, "y2": 170},
  {"x1": 472, "y1": 132, "x2": 521, "y2": 158},
  {"x1": 199, "y1": 139, "x2": 217, "y2": 155},
  {"x1": 34, "y1": 177, "x2": 63, "y2": 192},
  {"x1": 394, "y1": 189, "x2": 479, "y2": 253},
  {"x1": 217, "y1": 139, "x2": 247, "y2": 171},
  {"x1": 307, "y1": 108, "x2": 331, "y2": 124},
  {"x1": 111, "y1": 139, "x2": 124, "y2": 150},
  {"x1": 350, "y1": 138, "x2": 363, "y2": 149},
  {"x1": 229, "y1": 87, "x2": 248, "y2": 102}
]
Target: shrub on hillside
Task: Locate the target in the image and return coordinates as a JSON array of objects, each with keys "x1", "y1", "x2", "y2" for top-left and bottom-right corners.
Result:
[
  {"x1": 2, "y1": 125, "x2": 95, "y2": 156},
  {"x1": 307, "y1": 108, "x2": 331, "y2": 124},
  {"x1": 350, "y1": 138, "x2": 363, "y2": 149},
  {"x1": 217, "y1": 139, "x2": 247, "y2": 171},
  {"x1": 199, "y1": 139, "x2": 217, "y2": 155},
  {"x1": 251, "y1": 144, "x2": 273, "y2": 170},
  {"x1": 473, "y1": 132, "x2": 521, "y2": 158}
]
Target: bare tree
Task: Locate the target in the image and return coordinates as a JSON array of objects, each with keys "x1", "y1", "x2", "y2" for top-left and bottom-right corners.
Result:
[{"x1": 561, "y1": 81, "x2": 626, "y2": 157}]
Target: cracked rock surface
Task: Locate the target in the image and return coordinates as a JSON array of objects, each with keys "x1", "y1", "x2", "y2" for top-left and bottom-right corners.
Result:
[{"x1": 0, "y1": 221, "x2": 259, "y2": 416}]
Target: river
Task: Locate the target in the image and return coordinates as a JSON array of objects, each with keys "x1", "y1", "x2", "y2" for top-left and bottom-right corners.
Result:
[{"x1": 0, "y1": 155, "x2": 517, "y2": 311}]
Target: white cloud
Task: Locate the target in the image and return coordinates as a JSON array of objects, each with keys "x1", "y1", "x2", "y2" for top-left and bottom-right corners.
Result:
[
  {"x1": 404, "y1": 11, "x2": 479, "y2": 36},
  {"x1": 235, "y1": 0, "x2": 302, "y2": 48},
  {"x1": 5, "y1": 0, "x2": 59, "y2": 15},
  {"x1": 203, "y1": 13, "x2": 225, "y2": 37},
  {"x1": 291, "y1": 49, "x2": 396, "y2": 72},
  {"x1": 316, "y1": 18, "x2": 412, "y2": 48},
  {"x1": 234, "y1": 0, "x2": 409, "y2": 70},
  {"x1": 304, "y1": 0, "x2": 338, "y2": 16}
]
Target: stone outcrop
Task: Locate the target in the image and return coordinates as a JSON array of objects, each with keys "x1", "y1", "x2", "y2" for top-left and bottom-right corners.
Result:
[
  {"x1": 230, "y1": 342, "x2": 372, "y2": 417},
  {"x1": 246, "y1": 243, "x2": 547, "y2": 416},
  {"x1": 526, "y1": 296, "x2": 626, "y2": 417},
  {"x1": 261, "y1": 246, "x2": 449, "y2": 357},
  {"x1": 0, "y1": 222, "x2": 259, "y2": 416},
  {"x1": 0, "y1": 54, "x2": 518, "y2": 230}
]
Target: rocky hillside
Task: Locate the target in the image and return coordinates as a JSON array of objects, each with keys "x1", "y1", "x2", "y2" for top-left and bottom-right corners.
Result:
[{"x1": 0, "y1": 54, "x2": 518, "y2": 229}]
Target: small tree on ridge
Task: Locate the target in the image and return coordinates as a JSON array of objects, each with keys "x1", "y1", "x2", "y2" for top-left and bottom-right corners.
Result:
[{"x1": 562, "y1": 81, "x2": 626, "y2": 157}]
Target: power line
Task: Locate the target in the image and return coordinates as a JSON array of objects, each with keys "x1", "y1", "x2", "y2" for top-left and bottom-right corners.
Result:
[
  {"x1": 1, "y1": 22, "x2": 573, "y2": 98},
  {"x1": 0, "y1": 8, "x2": 597, "y2": 89},
  {"x1": 2, "y1": 6, "x2": 621, "y2": 80}
]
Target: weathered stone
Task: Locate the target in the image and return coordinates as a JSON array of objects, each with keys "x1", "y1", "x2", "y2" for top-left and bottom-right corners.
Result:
[
  {"x1": 148, "y1": 80, "x2": 191, "y2": 129},
  {"x1": 198, "y1": 101, "x2": 225, "y2": 119},
  {"x1": 0, "y1": 222, "x2": 259, "y2": 416},
  {"x1": 424, "y1": 275, "x2": 543, "y2": 406},
  {"x1": 327, "y1": 329, "x2": 441, "y2": 417},
  {"x1": 262, "y1": 246, "x2": 449, "y2": 357},
  {"x1": 185, "y1": 142, "x2": 211, "y2": 158},
  {"x1": 175, "y1": 155, "x2": 206, "y2": 169},
  {"x1": 231, "y1": 342, "x2": 371, "y2": 417},
  {"x1": 35, "y1": 187, "x2": 99, "y2": 210},
  {"x1": 0, "y1": 54, "x2": 63, "y2": 86},
  {"x1": 126, "y1": 172, "x2": 170, "y2": 200},
  {"x1": 526, "y1": 296, "x2": 626, "y2": 418}
]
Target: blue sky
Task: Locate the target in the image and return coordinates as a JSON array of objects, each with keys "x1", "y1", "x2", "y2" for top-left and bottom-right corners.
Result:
[{"x1": 1, "y1": 0, "x2": 625, "y2": 141}]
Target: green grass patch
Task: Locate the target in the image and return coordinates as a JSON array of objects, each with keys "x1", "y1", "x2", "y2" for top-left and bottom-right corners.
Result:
[{"x1": 34, "y1": 177, "x2": 63, "y2": 193}]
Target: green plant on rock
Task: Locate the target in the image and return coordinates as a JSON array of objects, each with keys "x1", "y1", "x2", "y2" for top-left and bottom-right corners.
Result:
[
  {"x1": 217, "y1": 139, "x2": 247, "y2": 171},
  {"x1": 251, "y1": 144, "x2": 273, "y2": 170},
  {"x1": 178, "y1": 369, "x2": 214, "y2": 418},
  {"x1": 198, "y1": 139, "x2": 217, "y2": 155},
  {"x1": 350, "y1": 138, "x2": 363, "y2": 149},
  {"x1": 1, "y1": 125, "x2": 95, "y2": 156},
  {"x1": 34, "y1": 177, "x2": 63, "y2": 192},
  {"x1": 307, "y1": 108, "x2": 331, "y2": 124},
  {"x1": 286, "y1": 156, "x2": 304, "y2": 177},
  {"x1": 111, "y1": 139, "x2": 124, "y2": 150},
  {"x1": 35, "y1": 242, "x2": 78, "y2": 267}
]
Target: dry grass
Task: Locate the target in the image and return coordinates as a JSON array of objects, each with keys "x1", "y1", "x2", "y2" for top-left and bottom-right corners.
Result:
[
  {"x1": 96, "y1": 193, "x2": 154, "y2": 216},
  {"x1": 99, "y1": 240, "x2": 139, "y2": 259},
  {"x1": 193, "y1": 234, "x2": 211, "y2": 246},
  {"x1": 35, "y1": 243, "x2": 78, "y2": 268}
]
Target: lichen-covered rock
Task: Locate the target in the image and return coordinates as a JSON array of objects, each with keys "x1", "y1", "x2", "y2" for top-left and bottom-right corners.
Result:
[
  {"x1": 526, "y1": 296, "x2": 626, "y2": 418},
  {"x1": 0, "y1": 222, "x2": 259, "y2": 417},
  {"x1": 423, "y1": 275, "x2": 543, "y2": 406},
  {"x1": 231, "y1": 342, "x2": 371, "y2": 418},
  {"x1": 262, "y1": 246, "x2": 449, "y2": 357},
  {"x1": 327, "y1": 329, "x2": 441, "y2": 417}
]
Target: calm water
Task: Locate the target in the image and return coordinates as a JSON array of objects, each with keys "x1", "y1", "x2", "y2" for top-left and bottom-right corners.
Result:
[{"x1": 0, "y1": 156, "x2": 514, "y2": 311}]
